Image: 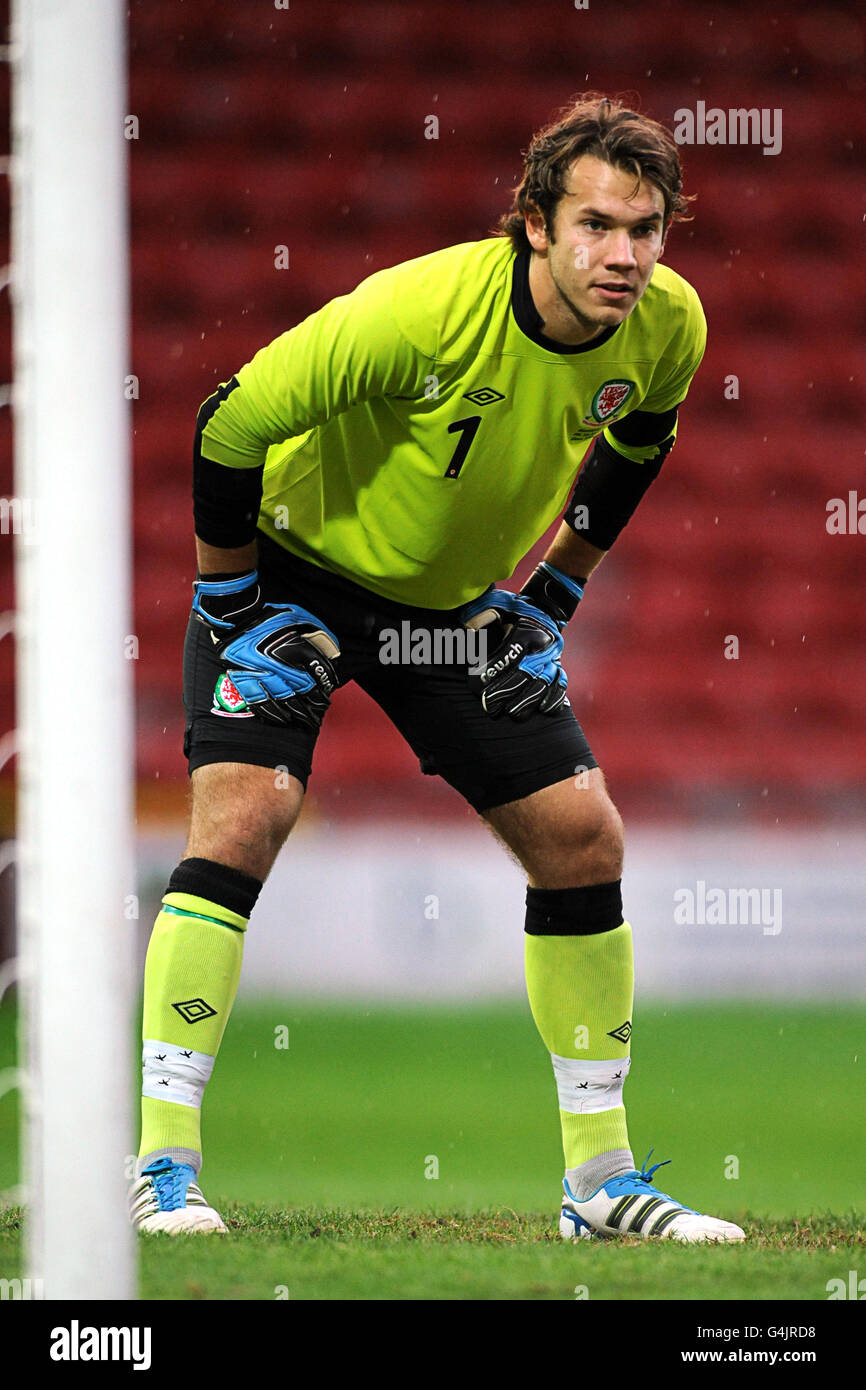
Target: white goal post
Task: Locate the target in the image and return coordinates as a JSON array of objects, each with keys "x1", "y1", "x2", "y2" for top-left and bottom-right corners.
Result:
[{"x1": 11, "y1": 0, "x2": 135, "y2": 1299}]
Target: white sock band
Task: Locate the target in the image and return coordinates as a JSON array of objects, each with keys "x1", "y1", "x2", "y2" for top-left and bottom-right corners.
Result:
[
  {"x1": 142, "y1": 1039, "x2": 215, "y2": 1109},
  {"x1": 551, "y1": 1054, "x2": 631, "y2": 1114}
]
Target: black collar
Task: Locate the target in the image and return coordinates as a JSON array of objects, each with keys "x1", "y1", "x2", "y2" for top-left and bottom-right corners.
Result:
[{"x1": 510, "y1": 248, "x2": 620, "y2": 355}]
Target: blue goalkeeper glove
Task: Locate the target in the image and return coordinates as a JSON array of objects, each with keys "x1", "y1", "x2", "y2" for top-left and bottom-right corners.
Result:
[
  {"x1": 461, "y1": 562, "x2": 584, "y2": 721},
  {"x1": 192, "y1": 571, "x2": 340, "y2": 731},
  {"x1": 192, "y1": 569, "x2": 263, "y2": 642}
]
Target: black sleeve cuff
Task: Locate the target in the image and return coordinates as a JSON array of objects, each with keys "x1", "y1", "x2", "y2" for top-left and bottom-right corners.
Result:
[
  {"x1": 193, "y1": 376, "x2": 264, "y2": 547},
  {"x1": 193, "y1": 453, "x2": 264, "y2": 548},
  {"x1": 607, "y1": 405, "x2": 679, "y2": 448},
  {"x1": 566, "y1": 433, "x2": 672, "y2": 550}
]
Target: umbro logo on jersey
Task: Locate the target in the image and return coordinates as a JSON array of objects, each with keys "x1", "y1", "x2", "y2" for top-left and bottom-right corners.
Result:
[
  {"x1": 607, "y1": 1020, "x2": 632, "y2": 1043},
  {"x1": 463, "y1": 388, "x2": 505, "y2": 406}
]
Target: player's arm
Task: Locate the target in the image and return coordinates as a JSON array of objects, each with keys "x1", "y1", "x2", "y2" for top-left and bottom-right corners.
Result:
[
  {"x1": 464, "y1": 281, "x2": 708, "y2": 721},
  {"x1": 189, "y1": 275, "x2": 419, "y2": 725},
  {"x1": 551, "y1": 280, "x2": 708, "y2": 584},
  {"x1": 541, "y1": 529, "x2": 605, "y2": 586},
  {"x1": 192, "y1": 269, "x2": 420, "y2": 564},
  {"x1": 461, "y1": 407, "x2": 681, "y2": 720},
  {"x1": 549, "y1": 402, "x2": 681, "y2": 578},
  {"x1": 195, "y1": 537, "x2": 258, "y2": 576},
  {"x1": 189, "y1": 379, "x2": 267, "y2": 646}
]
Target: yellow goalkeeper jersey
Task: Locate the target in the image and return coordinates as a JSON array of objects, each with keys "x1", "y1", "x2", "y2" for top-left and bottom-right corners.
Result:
[{"x1": 199, "y1": 236, "x2": 706, "y2": 608}]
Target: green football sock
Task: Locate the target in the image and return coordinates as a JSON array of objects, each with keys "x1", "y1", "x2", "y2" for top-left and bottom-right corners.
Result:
[
  {"x1": 138, "y1": 891, "x2": 247, "y2": 1171},
  {"x1": 525, "y1": 922, "x2": 635, "y2": 1172}
]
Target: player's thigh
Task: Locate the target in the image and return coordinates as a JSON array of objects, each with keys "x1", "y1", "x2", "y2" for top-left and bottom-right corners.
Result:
[
  {"x1": 356, "y1": 654, "x2": 602, "y2": 833},
  {"x1": 181, "y1": 608, "x2": 319, "y2": 881},
  {"x1": 184, "y1": 761, "x2": 305, "y2": 881},
  {"x1": 482, "y1": 767, "x2": 625, "y2": 889}
]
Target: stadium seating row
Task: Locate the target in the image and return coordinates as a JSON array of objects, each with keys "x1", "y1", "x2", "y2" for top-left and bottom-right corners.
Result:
[{"x1": 2, "y1": 0, "x2": 864, "y2": 815}]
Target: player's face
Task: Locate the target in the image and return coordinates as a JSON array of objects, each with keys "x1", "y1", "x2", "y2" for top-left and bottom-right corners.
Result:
[{"x1": 527, "y1": 155, "x2": 667, "y2": 339}]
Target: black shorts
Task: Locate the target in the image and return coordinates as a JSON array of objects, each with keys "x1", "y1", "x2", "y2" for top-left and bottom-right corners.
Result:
[{"x1": 183, "y1": 533, "x2": 598, "y2": 815}]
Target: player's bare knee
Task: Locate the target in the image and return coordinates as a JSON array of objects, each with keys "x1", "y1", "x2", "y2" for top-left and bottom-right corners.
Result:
[
  {"x1": 185, "y1": 762, "x2": 304, "y2": 880},
  {"x1": 537, "y1": 791, "x2": 623, "y2": 885},
  {"x1": 566, "y1": 791, "x2": 623, "y2": 876},
  {"x1": 591, "y1": 795, "x2": 625, "y2": 879}
]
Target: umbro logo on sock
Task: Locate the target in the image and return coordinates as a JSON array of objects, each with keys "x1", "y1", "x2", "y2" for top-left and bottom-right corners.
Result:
[
  {"x1": 172, "y1": 998, "x2": 217, "y2": 1024},
  {"x1": 607, "y1": 1020, "x2": 632, "y2": 1043}
]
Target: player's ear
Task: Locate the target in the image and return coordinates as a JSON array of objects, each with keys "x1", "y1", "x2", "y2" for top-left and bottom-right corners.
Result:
[{"x1": 524, "y1": 203, "x2": 550, "y2": 252}]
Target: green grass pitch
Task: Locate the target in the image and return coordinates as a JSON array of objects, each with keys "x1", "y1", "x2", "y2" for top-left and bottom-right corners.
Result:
[{"x1": 0, "y1": 999, "x2": 863, "y2": 1300}]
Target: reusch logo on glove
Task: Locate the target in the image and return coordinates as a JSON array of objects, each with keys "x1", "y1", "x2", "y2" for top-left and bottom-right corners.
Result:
[
  {"x1": 211, "y1": 674, "x2": 253, "y2": 717},
  {"x1": 480, "y1": 641, "x2": 523, "y2": 682},
  {"x1": 309, "y1": 657, "x2": 336, "y2": 696}
]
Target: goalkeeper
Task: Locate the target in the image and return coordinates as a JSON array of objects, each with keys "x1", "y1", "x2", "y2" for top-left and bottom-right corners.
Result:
[{"x1": 129, "y1": 94, "x2": 745, "y2": 1245}]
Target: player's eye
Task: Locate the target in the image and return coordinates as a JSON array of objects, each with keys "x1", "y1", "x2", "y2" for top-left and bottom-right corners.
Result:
[{"x1": 582, "y1": 219, "x2": 605, "y2": 231}]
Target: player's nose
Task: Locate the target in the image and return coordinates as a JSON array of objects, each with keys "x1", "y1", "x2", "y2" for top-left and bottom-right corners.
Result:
[{"x1": 603, "y1": 231, "x2": 638, "y2": 268}]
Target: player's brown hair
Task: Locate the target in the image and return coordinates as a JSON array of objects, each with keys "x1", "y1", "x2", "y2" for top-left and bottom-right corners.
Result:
[{"x1": 497, "y1": 93, "x2": 694, "y2": 253}]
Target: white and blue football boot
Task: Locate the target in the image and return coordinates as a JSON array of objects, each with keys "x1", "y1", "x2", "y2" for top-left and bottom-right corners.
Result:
[
  {"x1": 129, "y1": 1156, "x2": 227, "y2": 1235},
  {"x1": 560, "y1": 1151, "x2": 745, "y2": 1244}
]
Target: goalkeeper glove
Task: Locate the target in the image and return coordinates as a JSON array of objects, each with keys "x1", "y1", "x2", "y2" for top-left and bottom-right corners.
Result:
[
  {"x1": 192, "y1": 569, "x2": 262, "y2": 643},
  {"x1": 461, "y1": 562, "x2": 584, "y2": 721},
  {"x1": 192, "y1": 571, "x2": 340, "y2": 731}
]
